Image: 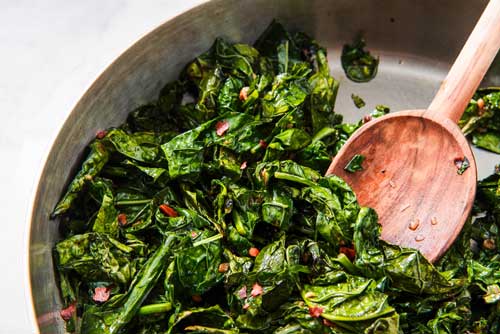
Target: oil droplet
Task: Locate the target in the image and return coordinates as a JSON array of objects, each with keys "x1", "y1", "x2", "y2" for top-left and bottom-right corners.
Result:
[
  {"x1": 415, "y1": 234, "x2": 425, "y2": 242},
  {"x1": 409, "y1": 219, "x2": 420, "y2": 231}
]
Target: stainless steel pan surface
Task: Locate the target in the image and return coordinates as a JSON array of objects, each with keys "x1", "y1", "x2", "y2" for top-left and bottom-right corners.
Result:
[{"x1": 29, "y1": 0, "x2": 499, "y2": 332}]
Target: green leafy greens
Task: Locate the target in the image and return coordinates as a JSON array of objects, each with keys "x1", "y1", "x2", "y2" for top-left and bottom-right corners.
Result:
[
  {"x1": 351, "y1": 93, "x2": 366, "y2": 109},
  {"x1": 341, "y1": 37, "x2": 379, "y2": 83},
  {"x1": 52, "y1": 20, "x2": 500, "y2": 333},
  {"x1": 460, "y1": 87, "x2": 500, "y2": 153},
  {"x1": 344, "y1": 154, "x2": 365, "y2": 173}
]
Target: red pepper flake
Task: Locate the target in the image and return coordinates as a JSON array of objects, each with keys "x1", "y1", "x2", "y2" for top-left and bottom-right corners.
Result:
[
  {"x1": 60, "y1": 302, "x2": 76, "y2": 321},
  {"x1": 239, "y1": 87, "x2": 250, "y2": 101},
  {"x1": 96, "y1": 130, "x2": 108, "y2": 139},
  {"x1": 240, "y1": 161, "x2": 248, "y2": 170},
  {"x1": 159, "y1": 204, "x2": 178, "y2": 217},
  {"x1": 454, "y1": 157, "x2": 464, "y2": 168},
  {"x1": 251, "y1": 283, "x2": 263, "y2": 297},
  {"x1": 309, "y1": 305, "x2": 324, "y2": 318},
  {"x1": 117, "y1": 213, "x2": 127, "y2": 226},
  {"x1": 248, "y1": 247, "x2": 260, "y2": 257},
  {"x1": 477, "y1": 98, "x2": 485, "y2": 109},
  {"x1": 191, "y1": 231, "x2": 198, "y2": 238},
  {"x1": 238, "y1": 286, "x2": 247, "y2": 299},
  {"x1": 192, "y1": 294, "x2": 202, "y2": 303},
  {"x1": 259, "y1": 139, "x2": 268, "y2": 149},
  {"x1": 483, "y1": 238, "x2": 496, "y2": 250},
  {"x1": 323, "y1": 319, "x2": 335, "y2": 327},
  {"x1": 362, "y1": 115, "x2": 372, "y2": 124},
  {"x1": 339, "y1": 246, "x2": 356, "y2": 261},
  {"x1": 218, "y1": 262, "x2": 229, "y2": 273},
  {"x1": 93, "y1": 286, "x2": 111, "y2": 303},
  {"x1": 243, "y1": 303, "x2": 250, "y2": 310},
  {"x1": 215, "y1": 120, "x2": 230, "y2": 136}
]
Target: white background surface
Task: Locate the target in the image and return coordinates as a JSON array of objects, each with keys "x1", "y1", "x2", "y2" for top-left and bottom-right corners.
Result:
[{"x1": 1, "y1": 1, "x2": 205, "y2": 332}]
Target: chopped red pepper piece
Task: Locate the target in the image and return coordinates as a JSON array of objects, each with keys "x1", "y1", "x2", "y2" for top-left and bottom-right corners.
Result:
[
  {"x1": 240, "y1": 161, "x2": 248, "y2": 170},
  {"x1": 251, "y1": 283, "x2": 263, "y2": 297},
  {"x1": 248, "y1": 247, "x2": 260, "y2": 257},
  {"x1": 60, "y1": 302, "x2": 76, "y2": 321},
  {"x1": 477, "y1": 98, "x2": 485, "y2": 109},
  {"x1": 259, "y1": 139, "x2": 268, "y2": 149},
  {"x1": 96, "y1": 130, "x2": 108, "y2": 139},
  {"x1": 323, "y1": 318, "x2": 335, "y2": 327},
  {"x1": 215, "y1": 120, "x2": 230, "y2": 136},
  {"x1": 238, "y1": 286, "x2": 247, "y2": 299},
  {"x1": 309, "y1": 305, "x2": 324, "y2": 318},
  {"x1": 159, "y1": 204, "x2": 178, "y2": 217},
  {"x1": 362, "y1": 115, "x2": 372, "y2": 123},
  {"x1": 92, "y1": 286, "x2": 111, "y2": 303},
  {"x1": 117, "y1": 213, "x2": 127, "y2": 226},
  {"x1": 218, "y1": 262, "x2": 230, "y2": 273},
  {"x1": 239, "y1": 87, "x2": 250, "y2": 101},
  {"x1": 339, "y1": 246, "x2": 356, "y2": 261}
]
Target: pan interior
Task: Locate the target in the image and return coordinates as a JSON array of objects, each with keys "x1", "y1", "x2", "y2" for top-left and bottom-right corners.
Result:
[{"x1": 29, "y1": 0, "x2": 498, "y2": 332}]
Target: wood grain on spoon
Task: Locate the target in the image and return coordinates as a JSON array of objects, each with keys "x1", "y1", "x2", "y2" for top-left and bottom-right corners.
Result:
[{"x1": 326, "y1": 0, "x2": 500, "y2": 262}]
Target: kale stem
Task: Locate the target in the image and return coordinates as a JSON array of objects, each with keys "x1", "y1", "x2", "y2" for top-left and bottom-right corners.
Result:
[
  {"x1": 115, "y1": 199, "x2": 151, "y2": 206},
  {"x1": 274, "y1": 172, "x2": 316, "y2": 187},
  {"x1": 138, "y1": 302, "x2": 172, "y2": 315},
  {"x1": 107, "y1": 235, "x2": 176, "y2": 334},
  {"x1": 335, "y1": 253, "x2": 359, "y2": 274},
  {"x1": 311, "y1": 127, "x2": 337, "y2": 143},
  {"x1": 128, "y1": 203, "x2": 150, "y2": 225},
  {"x1": 193, "y1": 233, "x2": 223, "y2": 247}
]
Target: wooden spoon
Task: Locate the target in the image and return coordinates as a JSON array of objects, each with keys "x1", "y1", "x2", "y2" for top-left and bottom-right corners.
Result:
[{"x1": 326, "y1": 0, "x2": 500, "y2": 263}]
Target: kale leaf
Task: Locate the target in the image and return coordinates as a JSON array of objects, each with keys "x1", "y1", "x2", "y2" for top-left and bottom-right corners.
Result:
[{"x1": 341, "y1": 36, "x2": 379, "y2": 83}]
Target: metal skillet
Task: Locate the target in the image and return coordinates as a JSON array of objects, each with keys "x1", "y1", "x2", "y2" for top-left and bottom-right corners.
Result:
[{"x1": 28, "y1": 0, "x2": 500, "y2": 332}]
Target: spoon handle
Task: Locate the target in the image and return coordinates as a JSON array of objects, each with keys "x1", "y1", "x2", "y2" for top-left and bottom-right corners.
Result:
[{"x1": 428, "y1": 0, "x2": 500, "y2": 123}]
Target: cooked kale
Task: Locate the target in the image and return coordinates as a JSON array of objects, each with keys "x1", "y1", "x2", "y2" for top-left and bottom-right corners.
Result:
[
  {"x1": 460, "y1": 87, "x2": 500, "y2": 153},
  {"x1": 341, "y1": 37, "x2": 379, "y2": 83},
  {"x1": 344, "y1": 154, "x2": 365, "y2": 173},
  {"x1": 52, "y1": 21, "x2": 500, "y2": 333},
  {"x1": 351, "y1": 93, "x2": 366, "y2": 109},
  {"x1": 455, "y1": 156, "x2": 471, "y2": 175}
]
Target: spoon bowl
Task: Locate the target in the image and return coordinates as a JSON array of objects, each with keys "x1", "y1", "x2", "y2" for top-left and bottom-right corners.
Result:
[
  {"x1": 326, "y1": 110, "x2": 477, "y2": 262},
  {"x1": 326, "y1": 0, "x2": 500, "y2": 262}
]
